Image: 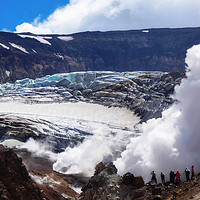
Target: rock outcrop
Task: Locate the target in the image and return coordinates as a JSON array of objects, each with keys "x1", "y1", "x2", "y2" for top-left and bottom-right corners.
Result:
[
  {"x1": 0, "y1": 27, "x2": 199, "y2": 83},
  {"x1": 79, "y1": 162, "x2": 200, "y2": 200},
  {"x1": 0, "y1": 144, "x2": 46, "y2": 200},
  {"x1": 79, "y1": 162, "x2": 145, "y2": 200}
]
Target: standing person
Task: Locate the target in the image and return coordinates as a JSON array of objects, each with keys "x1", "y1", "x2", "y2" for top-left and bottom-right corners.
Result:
[
  {"x1": 151, "y1": 171, "x2": 157, "y2": 183},
  {"x1": 185, "y1": 168, "x2": 190, "y2": 181},
  {"x1": 160, "y1": 172, "x2": 165, "y2": 184},
  {"x1": 175, "y1": 171, "x2": 181, "y2": 185},
  {"x1": 169, "y1": 171, "x2": 175, "y2": 184},
  {"x1": 191, "y1": 166, "x2": 194, "y2": 179}
]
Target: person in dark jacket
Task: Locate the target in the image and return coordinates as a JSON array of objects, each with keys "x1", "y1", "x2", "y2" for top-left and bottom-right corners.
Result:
[
  {"x1": 160, "y1": 172, "x2": 165, "y2": 184},
  {"x1": 151, "y1": 171, "x2": 157, "y2": 183},
  {"x1": 191, "y1": 166, "x2": 195, "y2": 179},
  {"x1": 185, "y1": 168, "x2": 190, "y2": 181},
  {"x1": 169, "y1": 171, "x2": 175, "y2": 184}
]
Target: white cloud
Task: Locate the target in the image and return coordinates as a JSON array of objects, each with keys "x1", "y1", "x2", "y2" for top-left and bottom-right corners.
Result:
[
  {"x1": 1, "y1": 28, "x2": 11, "y2": 32},
  {"x1": 15, "y1": 0, "x2": 200, "y2": 34}
]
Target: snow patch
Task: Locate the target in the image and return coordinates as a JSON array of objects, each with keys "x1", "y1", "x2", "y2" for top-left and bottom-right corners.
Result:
[
  {"x1": 142, "y1": 30, "x2": 149, "y2": 33},
  {"x1": 54, "y1": 53, "x2": 64, "y2": 60},
  {"x1": 57, "y1": 36, "x2": 74, "y2": 41},
  {"x1": 18, "y1": 34, "x2": 51, "y2": 45},
  {"x1": 5, "y1": 70, "x2": 10, "y2": 77},
  {"x1": 9, "y1": 42, "x2": 29, "y2": 54},
  {"x1": 0, "y1": 43, "x2": 9, "y2": 50},
  {"x1": 69, "y1": 186, "x2": 82, "y2": 194},
  {"x1": 30, "y1": 174, "x2": 61, "y2": 187},
  {"x1": 37, "y1": 36, "x2": 52, "y2": 45},
  {"x1": 0, "y1": 139, "x2": 24, "y2": 148},
  {"x1": 32, "y1": 49, "x2": 37, "y2": 53}
]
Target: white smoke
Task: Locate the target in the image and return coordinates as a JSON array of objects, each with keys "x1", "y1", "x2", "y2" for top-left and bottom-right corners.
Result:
[
  {"x1": 53, "y1": 124, "x2": 134, "y2": 176},
  {"x1": 114, "y1": 44, "x2": 200, "y2": 182},
  {"x1": 19, "y1": 138, "x2": 57, "y2": 161},
  {"x1": 15, "y1": 0, "x2": 200, "y2": 34}
]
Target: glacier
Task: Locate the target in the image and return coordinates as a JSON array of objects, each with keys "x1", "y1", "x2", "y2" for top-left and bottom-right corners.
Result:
[
  {"x1": 0, "y1": 70, "x2": 182, "y2": 123},
  {"x1": 0, "y1": 70, "x2": 183, "y2": 175}
]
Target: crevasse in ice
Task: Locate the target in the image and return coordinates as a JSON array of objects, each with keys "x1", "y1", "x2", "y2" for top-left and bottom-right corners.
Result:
[{"x1": 0, "y1": 71, "x2": 159, "y2": 91}]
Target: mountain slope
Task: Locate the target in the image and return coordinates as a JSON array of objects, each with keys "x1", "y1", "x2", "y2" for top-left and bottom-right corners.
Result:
[
  {"x1": 0, "y1": 145, "x2": 46, "y2": 200},
  {"x1": 0, "y1": 27, "x2": 200, "y2": 83}
]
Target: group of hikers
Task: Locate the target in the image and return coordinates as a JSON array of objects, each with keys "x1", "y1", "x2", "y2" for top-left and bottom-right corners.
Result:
[{"x1": 151, "y1": 166, "x2": 195, "y2": 185}]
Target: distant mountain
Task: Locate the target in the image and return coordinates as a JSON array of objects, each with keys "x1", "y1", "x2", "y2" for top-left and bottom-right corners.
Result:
[{"x1": 0, "y1": 27, "x2": 199, "y2": 83}]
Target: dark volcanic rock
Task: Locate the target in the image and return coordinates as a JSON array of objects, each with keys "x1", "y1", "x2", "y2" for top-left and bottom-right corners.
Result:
[
  {"x1": 0, "y1": 27, "x2": 199, "y2": 83},
  {"x1": 0, "y1": 145, "x2": 46, "y2": 200},
  {"x1": 122, "y1": 172, "x2": 135, "y2": 185},
  {"x1": 80, "y1": 162, "x2": 145, "y2": 200},
  {"x1": 80, "y1": 162, "x2": 200, "y2": 200}
]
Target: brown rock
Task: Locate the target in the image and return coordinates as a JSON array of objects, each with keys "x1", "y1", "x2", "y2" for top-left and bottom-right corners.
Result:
[
  {"x1": 153, "y1": 195, "x2": 162, "y2": 200},
  {"x1": 134, "y1": 176, "x2": 145, "y2": 188},
  {"x1": 122, "y1": 172, "x2": 134, "y2": 185},
  {"x1": 0, "y1": 145, "x2": 47, "y2": 200}
]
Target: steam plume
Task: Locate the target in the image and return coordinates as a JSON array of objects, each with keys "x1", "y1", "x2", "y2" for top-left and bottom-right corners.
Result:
[{"x1": 115, "y1": 44, "x2": 200, "y2": 182}]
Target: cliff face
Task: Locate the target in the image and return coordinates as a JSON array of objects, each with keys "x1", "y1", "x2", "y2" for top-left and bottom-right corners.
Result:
[{"x1": 0, "y1": 27, "x2": 200, "y2": 83}]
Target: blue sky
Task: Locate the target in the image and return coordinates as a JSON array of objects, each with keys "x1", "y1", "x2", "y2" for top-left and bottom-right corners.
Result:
[{"x1": 0, "y1": 0, "x2": 69, "y2": 31}]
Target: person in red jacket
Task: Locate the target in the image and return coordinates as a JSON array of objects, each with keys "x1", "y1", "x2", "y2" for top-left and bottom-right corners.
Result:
[{"x1": 175, "y1": 171, "x2": 181, "y2": 185}]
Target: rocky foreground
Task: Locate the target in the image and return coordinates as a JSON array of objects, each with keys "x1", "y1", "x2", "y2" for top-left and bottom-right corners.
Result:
[
  {"x1": 1, "y1": 145, "x2": 200, "y2": 200},
  {"x1": 79, "y1": 162, "x2": 200, "y2": 200}
]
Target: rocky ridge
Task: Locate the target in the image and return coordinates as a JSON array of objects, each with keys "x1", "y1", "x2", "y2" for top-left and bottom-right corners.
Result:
[
  {"x1": 0, "y1": 27, "x2": 199, "y2": 83},
  {"x1": 79, "y1": 162, "x2": 200, "y2": 200},
  {"x1": 79, "y1": 162, "x2": 144, "y2": 200},
  {"x1": 0, "y1": 144, "x2": 46, "y2": 200},
  {"x1": 1, "y1": 144, "x2": 200, "y2": 200}
]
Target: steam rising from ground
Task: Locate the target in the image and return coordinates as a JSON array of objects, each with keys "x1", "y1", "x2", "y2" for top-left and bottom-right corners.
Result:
[
  {"x1": 115, "y1": 44, "x2": 200, "y2": 182},
  {"x1": 53, "y1": 126, "x2": 113, "y2": 176},
  {"x1": 19, "y1": 138, "x2": 57, "y2": 161},
  {"x1": 53, "y1": 45, "x2": 200, "y2": 179}
]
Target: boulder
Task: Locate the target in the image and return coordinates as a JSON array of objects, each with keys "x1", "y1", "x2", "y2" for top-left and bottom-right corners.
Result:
[
  {"x1": 122, "y1": 172, "x2": 135, "y2": 185},
  {"x1": 94, "y1": 162, "x2": 117, "y2": 176},
  {"x1": 134, "y1": 176, "x2": 145, "y2": 188}
]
